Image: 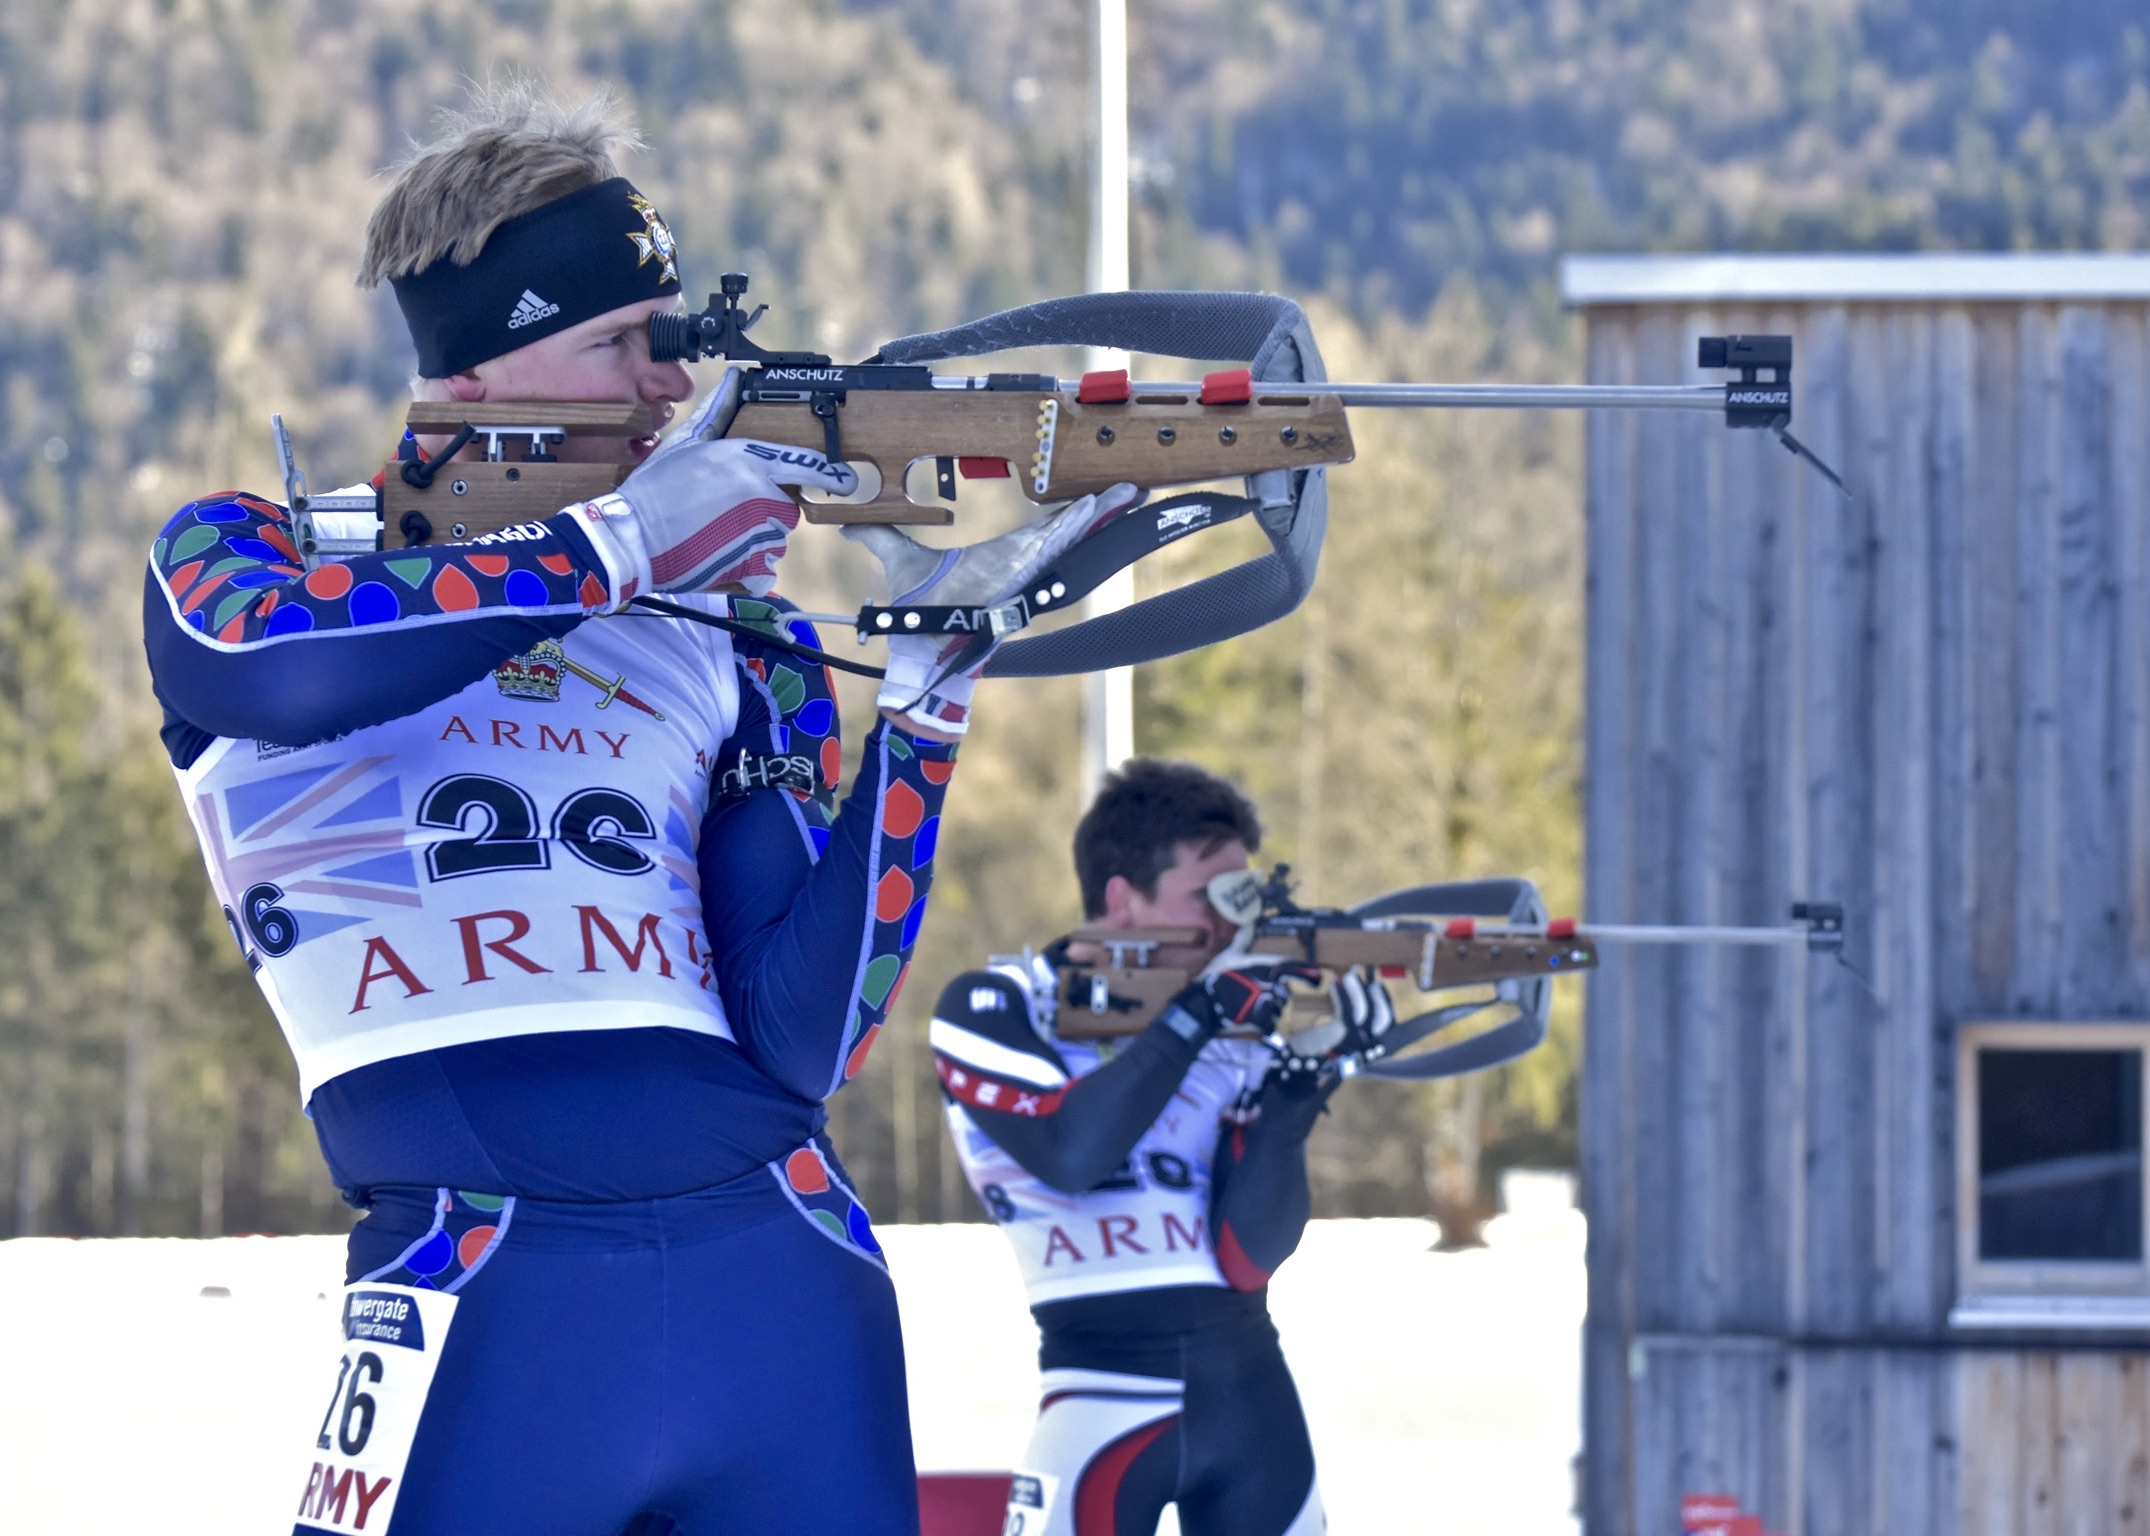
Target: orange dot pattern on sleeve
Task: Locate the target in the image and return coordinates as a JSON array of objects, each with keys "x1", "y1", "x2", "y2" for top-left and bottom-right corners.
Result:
[
  {"x1": 845, "y1": 1024, "x2": 881, "y2": 1080},
  {"x1": 181, "y1": 572, "x2": 230, "y2": 615},
  {"x1": 153, "y1": 493, "x2": 595, "y2": 649},
  {"x1": 432, "y1": 564, "x2": 480, "y2": 612},
  {"x1": 881, "y1": 780, "x2": 925, "y2": 839},
  {"x1": 304, "y1": 563, "x2": 354, "y2": 600},
  {"x1": 256, "y1": 522, "x2": 301, "y2": 563},
  {"x1": 875, "y1": 866, "x2": 915, "y2": 924}
]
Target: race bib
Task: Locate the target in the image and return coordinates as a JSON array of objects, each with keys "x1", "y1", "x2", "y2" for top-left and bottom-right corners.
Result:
[
  {"x1": 291, "y1": 1284, "x2": 459, "y2": 1533},
  {"x1": 1002, "y1": 1470, "x2": 1060, "y2": 1536}
]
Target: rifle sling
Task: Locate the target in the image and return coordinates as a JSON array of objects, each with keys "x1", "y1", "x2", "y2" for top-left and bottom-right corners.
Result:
[
  {"x1": 624, "y1": 598, "x2": 891, "y2": 679},
  {"x1": 630, "y1": 491, "x2": 1260, "y2": 686},
  {"x1": 854, "y1": 491, "x2": 1258, "y2": 642}
]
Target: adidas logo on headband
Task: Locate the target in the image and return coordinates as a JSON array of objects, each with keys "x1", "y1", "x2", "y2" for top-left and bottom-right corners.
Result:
[{"x1": 507, "y1": 289, "x2": 561, "y2": 330}]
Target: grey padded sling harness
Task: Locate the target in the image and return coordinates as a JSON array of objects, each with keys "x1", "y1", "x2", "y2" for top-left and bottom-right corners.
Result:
[{"x1": 868, "y1": 290, "x2": 1330, "y2": 677}]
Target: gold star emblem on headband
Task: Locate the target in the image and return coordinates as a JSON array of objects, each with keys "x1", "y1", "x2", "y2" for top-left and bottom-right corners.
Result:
[{"x1": 626, "y1": 193, "x2": 680, "y2": 286}]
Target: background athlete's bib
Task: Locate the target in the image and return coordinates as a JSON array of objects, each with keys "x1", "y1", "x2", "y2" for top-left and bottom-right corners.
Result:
[{"x1": 945, "y1": 960, "x2": 1269, "y2": 1304}]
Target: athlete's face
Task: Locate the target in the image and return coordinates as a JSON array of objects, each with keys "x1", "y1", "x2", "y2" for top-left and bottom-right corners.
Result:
[
  {"x1": 1103, "y1": 837, "x2": 1251, "y2": 969},
  {"x1": 422, "y1": 297, "x2": 694, "y2": 463}
]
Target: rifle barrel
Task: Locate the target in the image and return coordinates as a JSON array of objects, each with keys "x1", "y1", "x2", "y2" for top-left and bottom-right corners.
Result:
[{"x1": 1577, "y1": 923, "x2": 1816, "y2": 945}]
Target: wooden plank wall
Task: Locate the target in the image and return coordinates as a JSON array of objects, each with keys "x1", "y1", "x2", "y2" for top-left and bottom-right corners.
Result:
[{"x1": 1580, "y1": 300, "x2": 2150, "y2": 1535}]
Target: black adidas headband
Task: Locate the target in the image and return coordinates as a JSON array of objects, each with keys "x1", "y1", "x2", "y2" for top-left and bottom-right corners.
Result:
[{"x1": 390, "y1": 177, "x2": 684, "y2": 378}]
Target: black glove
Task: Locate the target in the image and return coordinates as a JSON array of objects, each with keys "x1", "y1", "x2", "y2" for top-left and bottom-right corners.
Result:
[
  {"x1": 1163, "y1": 953, "x2": 1321, "y2": 1039},
  {"x1": 1253, "y1": 1056, "x2": 1344, "y2": 1131}
]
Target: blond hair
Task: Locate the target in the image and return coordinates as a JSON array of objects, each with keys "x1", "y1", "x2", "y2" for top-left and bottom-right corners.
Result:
[{"x1": 358, "y1": 80, "x2": 643, "y2": 287}]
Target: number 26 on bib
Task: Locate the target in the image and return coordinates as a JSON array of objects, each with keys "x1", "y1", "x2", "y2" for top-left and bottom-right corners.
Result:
[{"x1": 292, "y1": 1284, "x2": 459, "y2": 1533}]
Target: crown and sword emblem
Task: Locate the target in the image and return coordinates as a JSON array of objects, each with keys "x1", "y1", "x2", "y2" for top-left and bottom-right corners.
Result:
[{"x1": 494, "y1": 639, "x2": 665, "y2": 720}]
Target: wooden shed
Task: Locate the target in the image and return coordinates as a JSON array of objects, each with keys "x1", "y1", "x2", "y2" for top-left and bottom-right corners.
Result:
[{"x1": 1565, "y1": 253, "x2": 2150, "y2": 1536}]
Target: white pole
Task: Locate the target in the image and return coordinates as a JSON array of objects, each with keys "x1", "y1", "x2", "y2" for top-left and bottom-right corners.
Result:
[{"x1": 1080, "y1": 0, "x2": 1134, "y2": 806}]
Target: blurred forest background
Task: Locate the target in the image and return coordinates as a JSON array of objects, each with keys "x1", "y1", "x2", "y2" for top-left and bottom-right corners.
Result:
[{"x1": 2, "y1": 0, "x2": 2148, "y2": 1238}]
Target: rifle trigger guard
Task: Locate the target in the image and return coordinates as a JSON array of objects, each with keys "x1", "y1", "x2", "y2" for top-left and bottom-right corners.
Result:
[{"x1": 810, "y1": 391, "x2": 842, "y2": 464}]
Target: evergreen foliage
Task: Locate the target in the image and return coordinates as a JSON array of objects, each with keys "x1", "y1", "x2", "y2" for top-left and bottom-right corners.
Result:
[{"x1": 0, "y1": 0, "x2": 2134, "y2": 1231}]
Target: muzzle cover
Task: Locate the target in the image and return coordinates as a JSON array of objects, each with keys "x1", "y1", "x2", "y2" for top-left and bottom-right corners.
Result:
[{"x1": 390, "y1": 177, "x2": 683, "y2": 378}]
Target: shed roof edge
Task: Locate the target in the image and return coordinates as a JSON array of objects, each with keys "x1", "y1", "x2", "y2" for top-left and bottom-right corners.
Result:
[{"x1": 1561, "y1": 253, "x2": 2150, "y2": 304}]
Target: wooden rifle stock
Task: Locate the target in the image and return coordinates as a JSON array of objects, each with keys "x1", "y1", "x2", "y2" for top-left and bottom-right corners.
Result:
[
  {"x1": 732, "y1": 387, "x2": 1353, "y2": 526},
  {"x1": 334, "y1": 388, "x2": 1353, "y2": 553},
  {"x1": 378, "y1": 401, "x2": 652, "y2": 548}
]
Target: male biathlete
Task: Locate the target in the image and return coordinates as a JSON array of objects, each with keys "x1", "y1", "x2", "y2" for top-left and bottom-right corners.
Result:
[
  {"x1": 143, "y1": 88, "x2": 1132, "y2": 1535},
  {"x1": 932, "y1": 760, "x2": 1394, "y2": 1536}
]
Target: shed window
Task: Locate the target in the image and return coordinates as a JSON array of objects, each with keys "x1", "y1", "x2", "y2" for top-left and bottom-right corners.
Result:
[
  {"x1": 1955, "y1": 1023, "x2": 2150, "y2": 1329},
  {"x1": 1977, "y1": 1048, "x2": 2141, "y2": 1261}
]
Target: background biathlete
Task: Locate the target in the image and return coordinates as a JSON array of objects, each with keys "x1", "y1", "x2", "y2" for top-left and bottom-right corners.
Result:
[
  {"x1": 143, "y1": 86, "x2": 1131, "y2": 1536},
  {"x1": 932, "y1": 760, "x2": 1389, "y2": 1536}
]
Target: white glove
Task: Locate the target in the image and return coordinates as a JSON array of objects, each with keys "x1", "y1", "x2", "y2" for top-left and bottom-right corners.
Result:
[
  {"x1": 575, "y1": 370, "x2": 858, "y2": 602},
  {"x1": 1332, "y1": 967, "x2": 1398, "y2": 1053},
  {"x1": 843, "y1": 482, "x2": 1142, "y2": 734},
  {"x1": 1284, "y1": 966, "x2": 1396, "y2": 1061}
]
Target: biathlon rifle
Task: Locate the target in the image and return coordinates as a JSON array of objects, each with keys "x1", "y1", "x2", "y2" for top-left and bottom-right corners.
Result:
[
  {"x1": 274, "y1": 275, "x2": 1846, "y2": 679},
  {"x1": 1046, "y1": 866, "x2": 1846, "y2": 1082}
]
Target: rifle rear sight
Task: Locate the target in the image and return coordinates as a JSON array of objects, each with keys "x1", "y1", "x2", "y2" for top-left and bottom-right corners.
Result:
[{"x1": 648, "y1": 272, "x2": 833, "y2": 369}]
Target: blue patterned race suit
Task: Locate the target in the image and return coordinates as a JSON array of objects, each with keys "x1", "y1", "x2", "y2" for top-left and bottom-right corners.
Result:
[{"x1": 144, "y1": 488, "x2": 949, "y2": 1534}]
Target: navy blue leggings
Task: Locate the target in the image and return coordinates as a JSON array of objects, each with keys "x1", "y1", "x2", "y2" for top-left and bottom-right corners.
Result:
[{"x1": 342, "y1": 1141, "x2": 917, "y2": 1536}]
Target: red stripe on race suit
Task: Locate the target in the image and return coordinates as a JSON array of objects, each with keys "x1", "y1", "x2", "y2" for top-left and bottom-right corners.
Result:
[
  {"x1": 1075, "y1": 1415, "x2": 1179, "y2": 1536},
  {"x1": 934, "y1": 1052, "x2": 1066, "y2": 1117},
  {"x1": 1214, "y1": 1220, "x2": 1272, "y2": 1293}
]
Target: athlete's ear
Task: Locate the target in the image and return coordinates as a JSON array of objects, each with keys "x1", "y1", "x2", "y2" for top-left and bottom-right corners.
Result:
[
  {"x1": 1101, "y1": 874, "x2": 1137, "y2": 924},
  {"x1": 444, "y1": 371, "x2": 487, "y2": 403}
]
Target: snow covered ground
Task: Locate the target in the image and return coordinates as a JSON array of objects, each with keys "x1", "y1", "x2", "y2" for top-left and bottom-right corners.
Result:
[{"x1": 0, "y1": 1207, "x2": 1581, "y2": 1534}]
